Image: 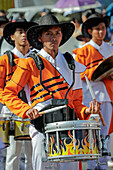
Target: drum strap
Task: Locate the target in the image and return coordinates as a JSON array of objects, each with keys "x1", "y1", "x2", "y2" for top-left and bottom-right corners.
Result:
[
  {"x1": 28, "y1": 50, "x2": 44, "y2": 70},
  {"x1": 63, "y1": 52, "x2": 75, "y2": 70},
  {"x1": 4, "y1": 50, "x2": 15, "y2": 75}
]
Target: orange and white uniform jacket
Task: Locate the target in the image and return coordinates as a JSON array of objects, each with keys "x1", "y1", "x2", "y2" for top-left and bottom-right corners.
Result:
[
  {"x1": 3, "y1": 49, "x2": 89, "y2": 120},
  {"x1": 73, "y1": 40, "x2": 113, "y2": 134},
  {"x1": 0, "y1": 48, "x2": 32, "y2": 113}
]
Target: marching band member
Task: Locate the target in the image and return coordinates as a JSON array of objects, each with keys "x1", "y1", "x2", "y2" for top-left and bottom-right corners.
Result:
[
  {"x1": 0, "y1": 18, "x2": 37, "y2": 170},
  {"x1": 3, "y1": 14, "x2": 100, "y2": 170},
  {"x1": 73, "y1": 14, "x2": 113, "y2": 170}
]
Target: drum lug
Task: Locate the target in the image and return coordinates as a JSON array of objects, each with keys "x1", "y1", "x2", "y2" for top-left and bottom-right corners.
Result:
[
  {"x1": 101, "y1": 135, "x2": 111, "y2": 156},
  {"x1": 10, "y1": 120, "x2": 14, "y2": 130},
  {"x1": 3, "y1": 122, "x2": 6, "y2": 131},
  {"x1": 21, "y1": 123, "x2": 24, "y2": 131}
]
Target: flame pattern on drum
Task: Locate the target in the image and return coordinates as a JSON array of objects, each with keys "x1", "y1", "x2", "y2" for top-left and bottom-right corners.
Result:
[{"x1": 48, "y1": 129, "x2": 100, "y2": 157}]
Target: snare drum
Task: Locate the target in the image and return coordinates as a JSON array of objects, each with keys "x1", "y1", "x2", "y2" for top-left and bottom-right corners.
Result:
[
  {"x1": 0, "y1": 117, "x2": 10, "y2": 148},
  {"x1": 45, "y1": 120, "x2": 101, "y2": 162},
  {"x1": 14, "y1": 118, "x2": 31, "y2": 140}
]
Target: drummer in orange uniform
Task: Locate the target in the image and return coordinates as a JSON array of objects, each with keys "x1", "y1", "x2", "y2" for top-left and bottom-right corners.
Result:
[
  {"x1": 73, "y1": 13, "x2": 113, "y2": 170},
  {"x1": 3, "y1": 14, "x2": 100, "y2": 170},
  {"x1": 0, "y1": 18, "x2": 37, "y2": 170}
]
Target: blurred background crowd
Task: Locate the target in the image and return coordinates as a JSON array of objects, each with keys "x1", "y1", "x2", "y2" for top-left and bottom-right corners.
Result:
[{"x1": 1, "y1": 0, "x2": 113, "y2": 55}]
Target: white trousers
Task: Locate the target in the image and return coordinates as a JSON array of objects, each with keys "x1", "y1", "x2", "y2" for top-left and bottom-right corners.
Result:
[
  {"x1": 0, "y1": 137, "x2": 4, "y2": 170},
  {"x1": 86, "y1": 102, "x2": 112, "y2": 170},
  {"x1": 29, "y1": 125, "x2": 79, "y2": 170},
  {"x1": 0, "y1": 103, "x2": 3, "y2": 113},
  {"x1": 5, "y1": 136, "x2": 33, "y2": 170}
]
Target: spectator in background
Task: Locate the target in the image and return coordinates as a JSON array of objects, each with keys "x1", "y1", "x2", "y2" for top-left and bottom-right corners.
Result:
[
  {"x1": 72, "y1": 17, "x2": 82, "y2": 48},
  {"x1": 82, "y1": 8, "x2": 102, "y2": 23},
  {"x1": 0, "y1": 15, "x2": 9, "y2": 42},
  {"x1": 81, "y1": 9, "x2": 93, "y2": 23},
  {"x1": 72, "y1": 17, "x2": 82, "y2": 38},
  {"x1": 0, "y1": 15, "x2": 13, "y2": 55},
  {"x1": 104, "y1": 2, "x2": 113, "y2": 43},
  {"x1": 41, "y1": 8, "x2": 53, "y2": 17}
]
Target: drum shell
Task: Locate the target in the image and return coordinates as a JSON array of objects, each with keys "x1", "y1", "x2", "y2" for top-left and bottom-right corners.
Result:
[
  {"x1": 14, "y1": 118, "x2": 31, "y2": 140},
  {"x1": 45, "y1": 120, "x2": 101, "y2": 162},
  {"x1": 0, "y1": 118, "x2": 10, "y2": 148},
  {"x1": 31, "y1": 107, "x2": 75, "y2": 133}
]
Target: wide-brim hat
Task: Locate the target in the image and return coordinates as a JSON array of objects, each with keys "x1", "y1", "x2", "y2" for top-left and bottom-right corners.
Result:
[
  {"x1": 27, "y1": 14, "x2": 75, "y2": 49},
  {"x1": 82, "y1": 14, "x2": 110, "y2": 37},
  {"x1": 76, "y1": 34, "x2": 91, "y2": 41},
  {"x1": 3, "y1": 18, "x2": 37, "y2": 45},
  {"x1": 0, "y1": 15, "x2": 9, "y2": 26}
]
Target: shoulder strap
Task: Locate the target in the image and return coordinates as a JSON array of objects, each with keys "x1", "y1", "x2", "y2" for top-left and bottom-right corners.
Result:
[
  {"x1": 63, "y1": 52, "x2": 75, "y2": 70},
  {"x1": 4, "y1": 50, "x2": 15, "y2": 75},
  {"x1": 29, "y1": 51, "x2": 44, "y2": 70}
]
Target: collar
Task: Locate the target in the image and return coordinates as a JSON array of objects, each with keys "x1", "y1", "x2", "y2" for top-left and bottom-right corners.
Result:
[
  {"x1": 88, "y1": 40, "x2": 105, "y2": 51},
  {"x1": 12, "y1": 47, "x2": 31, "y2": 58},
  {"x1": 38, "y1": 48, "x2": 61, "y2": 64}
]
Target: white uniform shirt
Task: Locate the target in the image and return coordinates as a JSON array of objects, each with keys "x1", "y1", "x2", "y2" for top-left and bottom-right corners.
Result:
[
  {"x1": 81, "y1": 40, "x2": 113, "y2": 104},
  {"x1": 34, "y1": 48, "x2": 86, "y2": 111}
]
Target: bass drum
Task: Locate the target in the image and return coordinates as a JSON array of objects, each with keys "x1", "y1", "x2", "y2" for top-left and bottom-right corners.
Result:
[{"x1": 45, "y1": 120, "x2": 101, "y2": 162}]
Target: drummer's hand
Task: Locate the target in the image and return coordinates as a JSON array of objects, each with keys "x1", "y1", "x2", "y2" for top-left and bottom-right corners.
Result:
[
  {"x1": 85, "y1": 101, "x2": 101, "y2": 115},
  {"x1": 26, "y1": 108, "x2": 41, "y2": 120}
]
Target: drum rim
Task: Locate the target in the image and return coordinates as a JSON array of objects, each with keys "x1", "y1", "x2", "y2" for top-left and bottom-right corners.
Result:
[
  {"x1": 47, "y1": 153, "x2": 101, "y2": 161},
  {"x1": 45, "y1": 120, "x2": 101, "y2": 131}
]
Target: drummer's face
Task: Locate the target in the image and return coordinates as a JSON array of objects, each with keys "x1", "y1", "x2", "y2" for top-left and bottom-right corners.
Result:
[
  {"x1": 38, "y1": 26, "x2": 62, "y2": 58},
  {"x1": 89, "y1": 22, "x2": 106, "y2": 44}
]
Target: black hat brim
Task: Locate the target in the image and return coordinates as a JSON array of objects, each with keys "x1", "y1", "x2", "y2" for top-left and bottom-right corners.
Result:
[
  {"x1": 0, "y1": 21, "x2": 8, "y2": 26},
  {"x1": 27, "y1": 22, "x2": 75, "y2": 50},
  {"x1": 76, "y1": 34, "x2": 91, "y2": 41}
]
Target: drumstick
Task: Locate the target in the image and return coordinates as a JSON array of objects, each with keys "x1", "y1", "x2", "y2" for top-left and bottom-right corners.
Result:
[
  {"x1": 39, "y1": 105, "x2": 67, "y2": 115},
  {"x1": 85, "y1": 74, "x2": 105, "y2": 126}
]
